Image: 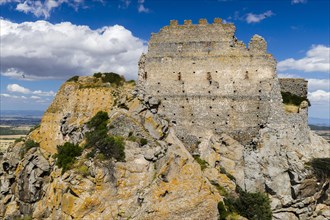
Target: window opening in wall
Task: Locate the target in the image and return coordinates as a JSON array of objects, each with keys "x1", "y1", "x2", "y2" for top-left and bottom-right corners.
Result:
[
  {"x1": 215, "y1": 71, "x2": 218, "y2": 73},
  {"x1": 157, "y1": 90, "x2": 160, "y2": 93},
  {"x1": 193, "y1": 71, "x2": 196, "y2": 73},
  {"x1": 212, "y1": 122, "x2": 215, "y2": 124},
  {"x1": 158, "y1": 82, "x2": 160, "y2": 85},
  {"x1": 209, "y1": 106, "x2": 212, "y2": 109},
  {"x1": 193, "y1": 62, "x2": 196, "y2": 64},
  {"x1": 182, "y1": 106, "x2": 185, "y2": 108},
  {"x1": 207, "y1": 72, "x2": 212, "y2": 81},
  {"x1": 164, "y1": 98, "x2": 167, "y2": 100},
  {"x1": 144, "y1": 72, "x2": 147, "y2": 80},
  {"x1": 208, "y1": 91, "x2": 211, "y2": 94},
  {"x1": 257, "y1": 106, "x2": 260, "y2": 109},
  {"x1": 178, "y1": 72, "x2": 181, "y2": 81},
  {"x1": 191, "y1": 113, "x2": 194, "y2": 116},
  {"x1": 192, "y1": 121, "x2": 194, "y2": 124},
  {"x1": 182, "y1": 90, "x2": 185, "y2": 93},
  {"x1": 186, "y1": 98, "x2": 189, "y2": 101},
  {"x1": 216, "y1": 114, "x2": 219, "y2": 117}
]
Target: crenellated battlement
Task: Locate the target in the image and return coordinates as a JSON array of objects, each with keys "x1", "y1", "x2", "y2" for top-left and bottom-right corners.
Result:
[
  {"x1": 138, "y1": 18, "x2": 307, "y2": 145},
  {"x1": 169, "y1": 18, "x2": 223, "y2": 27}
]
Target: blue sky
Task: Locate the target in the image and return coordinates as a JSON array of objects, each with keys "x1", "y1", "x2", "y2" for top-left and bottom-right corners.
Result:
[{"x1": 0, "y1": 0, "x2": 329, "y2": 121}]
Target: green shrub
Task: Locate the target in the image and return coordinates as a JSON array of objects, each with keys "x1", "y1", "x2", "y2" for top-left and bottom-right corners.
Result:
[
  {"x1": 95, "y1": 153, "x2": 106, "y2": 161},
  {"x1": 77, "y1": 165, "x2": 89, "y2": 177},
  {"x1": 308, "y1": 158, "x2": 330, "y2": 180},
  {"x1": 93, "y1": 72, "x2": 125, "y2": 86},
  {"x1": 212, "y1": 183, "x2": 228, "y2": 197},
  {"x1": 127, "y1": 80, "x2": 136, "y2": 85},
  {"x1": 218, "y1": 201, "x2": 229, "y2": 220},
  {"x1": 67, "y1": 75, "x2": 79, "y2": 82},
  {"x1": 55, "y1": 142, "x2": 83, "y2": 174},
  {"x1": 193, "y1": 155, "x2": 209, "y2": 170},
  {"x1": 15, "y1": 137, "x2": 24, "y2": 143},
  {"x1": 86, "y1": 148, "x2": 97, "y2": 159},
  {"x1": 102, "y1": 72, "x2": 125, "y2": 86},
  {"x1": 281, "y1": 91, "x2": 310, "y2": 106},
  {"x1": 20, "y1": 139, "x2": 39, "y2": 158},
  {"x1": 97, "y1": 136, "x2": 125, "y2": 161},
  {"x1": 223, "y1": 190, "x2": 272, "y2": 220},
  {"x1": 140, "y1": 138, "x2": 148, "y2": 146},
  {"x1": 85, "y1": 111, "x2": 125, "y2": 162},
  {"x1": 87, "y1": 111, "x2": 109, "y2": 129},
  {"x1": 127, "y1": 135, "x2": 138, "y2": 142},
  {"x1": 93, "y1": 72, "x2": 102, "y2": 78}
]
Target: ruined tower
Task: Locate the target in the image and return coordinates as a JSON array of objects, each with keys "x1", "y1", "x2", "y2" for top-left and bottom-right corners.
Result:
[{"x1": 138, "y1": 18, "x2": 307, "y2": 145}]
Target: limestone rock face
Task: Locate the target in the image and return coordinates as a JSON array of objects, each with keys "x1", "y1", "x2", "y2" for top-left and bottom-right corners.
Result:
[
  {"x1": 30, "y1": 76, "x2": 134, "y2": 154},
  {"x1": 26, "y1": 130, "x2": 221, "y2": 220}
]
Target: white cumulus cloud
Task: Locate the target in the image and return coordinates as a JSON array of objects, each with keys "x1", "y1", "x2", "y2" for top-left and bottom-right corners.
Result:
[
  {"x1": 0, "y1": 19, "x2": 147, "y2": 80},
  {"x1": 308, "y1": 79, "x2": 330, "y2": 92},
  {"x1": 291, "y1": 0, "x2": 307, "y2": 4},
  {"x1": 1, "y1": 0, "x2": 85, "y2": 18},
  {"x1": 7, "y1": 84, "x2": 30, "y2": 94},
  {"x1": 308, "y1": 90, "x2": 330, "y2": 104},
  {"x1": 0, "y1": 93, "x2": 27, "y2": 99},
  {"x1": 246, "y1": 10, "x2": 274, "y2": 24},
  {"x1": 30, "y1": 95, "x2": 41, "y2": 99},
  {"x1": 138, "y1": 0, "x2": 149, "y2": 13},
  {"x1": 277, "y1": 45, "x2": 330, "y2": 73},
  {"x1": 0, "y1": 0, "x2": 20, "y2": 5},
  {"x1": 6, "y1": 84, "x2": 56, "y2": 96}
]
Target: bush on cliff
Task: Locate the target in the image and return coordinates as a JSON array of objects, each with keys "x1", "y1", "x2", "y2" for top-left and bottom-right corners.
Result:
[
  {"x1": 281, "y1": 91, "x2": 310, "y2": 107},
  {"x1": 93, "y1": 72, "x2": 125, "y2": 86},
  {"x1": 85, "y1": 111, "x2": 125, "y2": 162},
  {"x1": 20, "y1": 139, "x2": 40, "y2": 158},
  {"x1": 66, "y1": 75, "x2": 79, "y2": 82},
  {"x1": 220, "y1": 189, "x2": 272, "y2": 220},
  {"x1": 55, "y1": 142, "x2": 83, "y2": 174},
  {"x1": 87, "y1": 111, "x2": 109, "y2": 129},
  {"x1": 308, "y1": 158, "x2": 330, "y2": 180}
]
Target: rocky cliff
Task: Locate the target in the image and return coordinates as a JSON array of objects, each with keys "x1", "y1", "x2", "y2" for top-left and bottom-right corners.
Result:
[{"x1": 0, "y1": 73, "x2": 329, "y2": 220}]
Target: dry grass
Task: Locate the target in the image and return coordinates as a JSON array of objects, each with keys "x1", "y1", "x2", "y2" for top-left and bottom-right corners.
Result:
[{"x1": 284, "y1": 104, "x2": 299, "y2": 113}]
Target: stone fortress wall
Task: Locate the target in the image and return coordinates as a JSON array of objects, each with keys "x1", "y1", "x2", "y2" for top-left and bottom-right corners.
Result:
[
  {"x1": 138, "y1": 18, "x2": 307, "y2": 145},
  {"x1": 279, "y1": 78, "x2": 308, "y2": 97}
]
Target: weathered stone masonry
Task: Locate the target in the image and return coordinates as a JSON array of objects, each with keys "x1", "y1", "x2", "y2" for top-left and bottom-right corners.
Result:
[
  {"x1": 138, "y1": 18, "x2": 307, "y2": 145},
  {"x1": 279, "y1": 78, "x2": 308, "y2": 98}
]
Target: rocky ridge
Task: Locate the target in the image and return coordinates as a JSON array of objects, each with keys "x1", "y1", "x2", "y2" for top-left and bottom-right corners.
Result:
[{"x1": 0, "y1": 74, "x2": 329, "y2": 220}]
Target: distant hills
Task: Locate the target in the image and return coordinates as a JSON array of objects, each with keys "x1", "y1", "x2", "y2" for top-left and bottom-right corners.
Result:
[
  {"x1": 309, "y1": 117, "x2": 330, "y2": 127},
  {"x1": 0, "y1": 110, "x2": 44, "y2": 118},
  {"x1": 0, "y1": 110, "x2": 329, "y2": 129}
]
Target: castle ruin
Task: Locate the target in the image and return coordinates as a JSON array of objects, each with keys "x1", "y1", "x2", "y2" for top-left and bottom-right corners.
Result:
[{"x1": 138, "y1": 18, "x2": 308, "y2": 146}]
